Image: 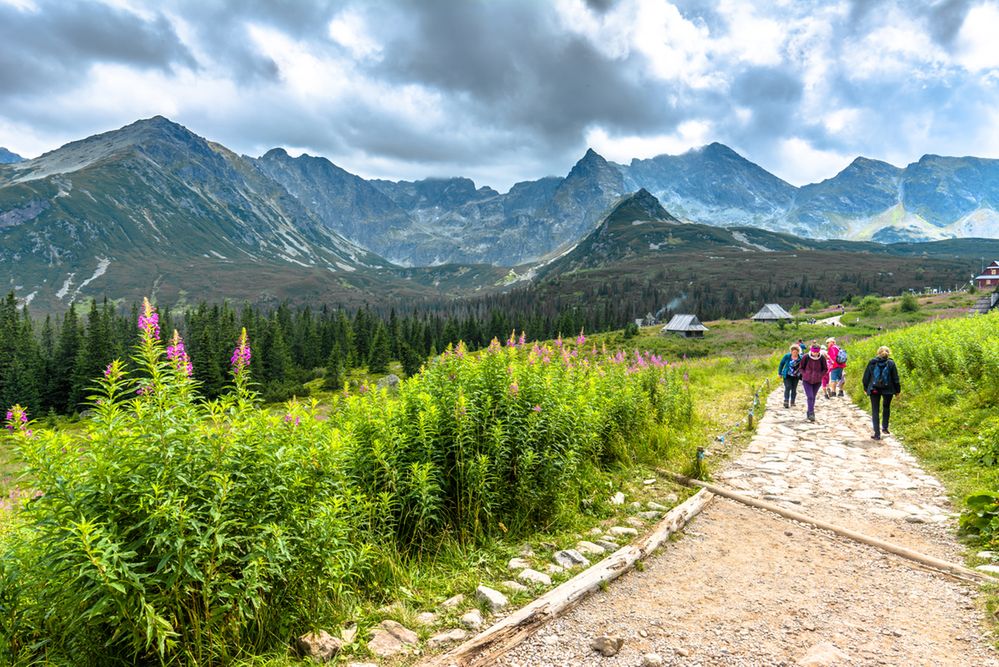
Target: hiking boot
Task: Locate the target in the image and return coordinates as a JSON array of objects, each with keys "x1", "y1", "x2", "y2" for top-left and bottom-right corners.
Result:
[
  {"x1": 790, "y1": 401, "x2": 796, "y2": 407},
  {"x1": 882, "y1": 427, "x2": 890, "y2": 435},
  {"x1": 807, "y1": 412, "x2": 815, "y2": 422},
  {"x1": 783, "y1": 400, "x2": 789, "y2": 408},
  {"x1": 871, "y1": 433, "x2": 881, "y2": 440},
  {"x1": 838, "y1": 390, "x2": 844, "y2": 397}
]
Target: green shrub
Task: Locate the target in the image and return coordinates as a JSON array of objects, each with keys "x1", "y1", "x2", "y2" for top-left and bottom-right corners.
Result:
[
  {"x1": 899, "y1": 293, "x2": 920, "y2": 313},
  {"x1": 859, "y1": 295, "x2": 881, "y2": 316},
  {"x1": 1, "y1": 305, "x2": 694, "y2": 665}
]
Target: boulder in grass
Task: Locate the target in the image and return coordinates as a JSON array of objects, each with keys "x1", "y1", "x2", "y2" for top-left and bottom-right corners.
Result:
[
  {"x1": 518, "y1": 568, "x2": 553, "y2": 587},
  {"x1": 376, "y1": 374, "x2": 401, "y2": 389},
  {"x1": 508, "y1": 557, "x2": 532, "y2": 570},
  {"x1": 576, "y1": 541, "x2": 606, "y2": 556},
  {"x1": 647, "y1": 501, "x2": 667, "y2": 511},
  {"x1": 428, "y1": 628, "x2": 469, "y2": 646},
  {"x1": 296, "y1": 630, "x2": 343, "y2": 662},
  {"x1": 609, "y1": 526, "x2": 639, "y2": 537},
  {"x1": 461, "y1": 608, "x2": 484, "y2": 629},
  {"x1": 476, "y1": 585, "x2": 509, "y2": 612},
  {"x1": 501, "y1": 579, "x2": 529, "y2": 593},
  {"x1": 442, "y1": 593, "x2": 465, "y2": 608},
  {"x1": 367, "y1": 620, "x2": 419, "y2": 657},
  {"x1": 610, "y1": 492, "x2": 626, "y2": 505},
  {"x1": 552, "y1": 549, "x2": 590, "y2": 569}
]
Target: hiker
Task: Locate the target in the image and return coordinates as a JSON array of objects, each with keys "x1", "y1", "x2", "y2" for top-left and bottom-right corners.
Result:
[
  {"x1": 862, "y1": 345, "x2": 902, "y2": 440},
  {"x1": 826, "y1": 337, "x2": 846, "y2": 397},
  {"x1": 820, "y1": 345, "x2": 832, "y2": 399},
  {"x1": 798, "y1": 345, "x2": 828, "y2": 422},
  {"x1": 777, "y1": 343, "x2": 802, "y2": 408}
]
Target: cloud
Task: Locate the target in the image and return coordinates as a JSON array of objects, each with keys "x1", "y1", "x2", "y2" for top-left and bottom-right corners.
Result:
[
  {"x1": 1, "y1": 0, "x2": 998, "y2": 191},
  {"x1": 0, "y1": 0, "x2": 195, "y2": 99}
]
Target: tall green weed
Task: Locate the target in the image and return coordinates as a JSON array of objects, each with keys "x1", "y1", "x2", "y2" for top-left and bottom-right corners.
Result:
[{"x1": 1, "y1": 312, "x2": 692, "y2": 665}]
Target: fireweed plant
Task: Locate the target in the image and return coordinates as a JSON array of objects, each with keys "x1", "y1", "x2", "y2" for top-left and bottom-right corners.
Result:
[{"x1": 0, "y1": 306, "x2": 693, "y2": 665}]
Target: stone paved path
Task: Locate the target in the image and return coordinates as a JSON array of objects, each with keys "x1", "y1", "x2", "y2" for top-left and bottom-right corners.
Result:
[{"x1": 495, "y1": 389, "x2": 999, "y2": 666}]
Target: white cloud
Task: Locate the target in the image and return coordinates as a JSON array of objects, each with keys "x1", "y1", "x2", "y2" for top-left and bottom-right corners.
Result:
[
  {"x1": 585, "y1": 120, "x2": 713, "y2": 162},
  {"x1": 773, "y1": 137, "x2": 852, "y2": 185},
  {"x1": 956, "y1": 2, "x2": 999, "y2": 72},
  {"x1": 328, "y1": 8, "x2": 381, "y2": 61}
]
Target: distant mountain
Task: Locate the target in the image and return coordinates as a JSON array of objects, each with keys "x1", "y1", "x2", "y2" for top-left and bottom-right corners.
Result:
[
  {"x1": 366, "y1": 150, "x2": 624, "y2": 265},
  {"x1": 253, "y1": 148, "x2": 429, "y2": 266},
  {"x1": 0, "y1": 148, "x2": 24, "y2": 164},
  {"x1": 624, "y1": 142, "x2": 796, "y2": 228},
  {"x1": 4, "y1": 116, "x2": 999, "y2": 314},
  {"x1": 0, "y1": 117, "x2": 392, "y2": 311}
]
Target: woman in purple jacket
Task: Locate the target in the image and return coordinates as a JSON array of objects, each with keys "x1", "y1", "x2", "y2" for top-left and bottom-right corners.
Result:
[{"x1": 798, "y1": 345, "x2": 829, "y2": 422}]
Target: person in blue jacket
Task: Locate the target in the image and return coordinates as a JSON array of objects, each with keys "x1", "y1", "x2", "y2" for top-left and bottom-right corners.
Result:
[
  {"x1": 777, "y1": 343, "x2": 802, "y2": 408},
  {"x1": 861, "y1": 345, "x2": 902, "y2": 440}
]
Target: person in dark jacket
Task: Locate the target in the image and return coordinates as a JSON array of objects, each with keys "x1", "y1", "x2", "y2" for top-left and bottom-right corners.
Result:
[
  {"x1": 798, "y1": 345, "x2": 828, "y2": 422},
  {"x1": 777, "y1": 344, "x2": 802, "y2": 408},
  {"x1": 861, "y1": 345, "x2": 902, "y2": 440}
]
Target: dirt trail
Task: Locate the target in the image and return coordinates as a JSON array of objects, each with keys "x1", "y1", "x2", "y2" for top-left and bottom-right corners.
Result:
[{"x1": 495, "y1": 389, "x2": 999, "y2": 666}]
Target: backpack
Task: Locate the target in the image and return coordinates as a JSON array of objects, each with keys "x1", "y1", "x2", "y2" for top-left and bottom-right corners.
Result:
[
  {"x1": 788, "y1": 358, "x2": 801, "y2": 377},
  {"x1": 836, "y1": 348, "x2": 848, "y2": 365},
  {"x1": 871, "y1": 360, "x2": 891, "y2": 391}
]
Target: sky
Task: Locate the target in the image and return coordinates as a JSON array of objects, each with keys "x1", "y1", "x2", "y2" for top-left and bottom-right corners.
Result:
[{"x1": 2, "y1": 0, "x2": 999, "y2": 192}]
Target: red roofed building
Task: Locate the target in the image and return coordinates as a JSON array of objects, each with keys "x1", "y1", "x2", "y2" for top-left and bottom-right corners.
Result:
[{"x1": 975, "y1": 260, "x2": 999, "y2": 290}]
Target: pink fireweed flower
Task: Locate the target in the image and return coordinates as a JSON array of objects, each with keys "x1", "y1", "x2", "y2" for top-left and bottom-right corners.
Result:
[
  {"x1": 576, "y1": 329, "x2": 586, "y2": 346},
  {"x1": 138, "y1": 297, "x2": 160, "y2": 340},
  {"x1": 488, "y1": 338, "x2": 501, "y2": 353},
  {"x1": 508, "y1": 382, "x2": 519, "y2": 396},
  {"x1": 532, "y1": 405, "x2": 542, "y2": 412},
  {"x1": 518, "y1": 331, "x2": 526, "y2": 347},
  {"x1": 4, "y1": 405, "x2": 28, "y2": 433},
  {"x1": 555, "y1": 335, "x2": 563, "y2": 348},
  {"x1": 230, "y1": 328, "x2": 252, "y2": 374},
  {"x1": 166, "y1": 330, "x2": 193, "y2": 377},
  {"x1": 507, "y1": 330, "x2": 516, "y2": 347},
  {"x1": 283, "y1": 414, "x2": 301, "y2": 426},
  {"x1": 104, "y1": 364, "x2": 113, "y2": 378}
]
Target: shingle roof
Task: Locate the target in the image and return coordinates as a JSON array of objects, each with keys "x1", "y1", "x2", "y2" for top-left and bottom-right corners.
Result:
[
  {"x1": 752, "y1": 303, "x2": 793, "y2": 320},
  {"x1": 662, "y1": 314, "x2": 709, "y2": 332}
]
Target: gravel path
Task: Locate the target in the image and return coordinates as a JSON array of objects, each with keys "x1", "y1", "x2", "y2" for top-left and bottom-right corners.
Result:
[{"x1": 494, "y1": 389, "x2": 999, "y2": 666}]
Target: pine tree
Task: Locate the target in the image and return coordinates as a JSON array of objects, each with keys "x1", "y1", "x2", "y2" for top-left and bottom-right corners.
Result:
[
  {"x1": 400, "y1": 342, "x2": 423, "y2": 378},
  {"x1": 325, "y1": 344, "x2": 345, "y2": 390},
  {"x1": 367, "y1": 320, "x2": 391, "y2": 374}
]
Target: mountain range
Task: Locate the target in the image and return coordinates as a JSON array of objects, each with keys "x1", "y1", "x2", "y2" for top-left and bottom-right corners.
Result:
[{"x1": 2, "y1": 116, "x2": 998, "y2": 312}]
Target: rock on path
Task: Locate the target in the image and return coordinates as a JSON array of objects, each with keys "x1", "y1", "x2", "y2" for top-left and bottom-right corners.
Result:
[{"x1": 496, "y1": 388, "x2": 998, "y2": 666}]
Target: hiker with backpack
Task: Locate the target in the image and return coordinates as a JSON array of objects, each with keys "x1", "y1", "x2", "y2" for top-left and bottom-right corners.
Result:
[
  {"x1": 798, "y1": 344, "x2": 828, "y2": 422},
  {"x1": 862, "y1": 345, "x2": 902, "y2": 440},
  {"x1": 827, "y1": 337, "x2": 847, "y2": 397},
  {"x1": 778, "y1": 343, "x2": 802, "y2": 408}
]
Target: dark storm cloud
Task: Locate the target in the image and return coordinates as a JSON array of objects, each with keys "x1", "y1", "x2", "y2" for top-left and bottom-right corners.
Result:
[
  {"x1": 168, "y1": 0, "x2": 348, "y2": 83},
  {"x1": 368, "y1": 1, "x2": 686, "y2": 156},
  {"x1": 0, "y1": 1, "x2": 195, "y2": 97}
]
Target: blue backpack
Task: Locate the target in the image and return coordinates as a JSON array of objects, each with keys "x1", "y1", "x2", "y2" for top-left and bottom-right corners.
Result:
[{"x1": 872, "y1": 360, "x2": 891, "y2": 391}]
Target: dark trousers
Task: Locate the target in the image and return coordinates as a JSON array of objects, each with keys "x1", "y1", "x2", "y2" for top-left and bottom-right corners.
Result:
[
  {"x1": 802, "y1": 381, "x2": 820, "y2": 414},
  {"x1": 870, "y1": 393, "x2": 894, "y2": 435},
  {"x1": 783, "y1": 376, "x2": 799, "y2": 404}
]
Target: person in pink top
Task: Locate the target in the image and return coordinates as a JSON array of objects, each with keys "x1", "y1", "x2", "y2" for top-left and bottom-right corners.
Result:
[
  {"x1": 798, "y1": 345, "x2": 829, "y2": 422},
  {"x1": 826, "y1": 337, "x2": 846, "y2": 397}
]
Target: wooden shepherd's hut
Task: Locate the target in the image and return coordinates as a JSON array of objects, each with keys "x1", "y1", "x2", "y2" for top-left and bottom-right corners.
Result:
[
  {"x1": 661, "y1": 314, "x2": 709, "y2": 338},
  {"x1": 751, "y1": 303, "x2": 793, "y2": 323}
]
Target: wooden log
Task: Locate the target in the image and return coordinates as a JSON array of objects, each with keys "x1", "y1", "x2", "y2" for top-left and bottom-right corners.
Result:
[
  {"x1": 421, "y1": 487, "x2": 714, "y2": 667},
  {"x1": 663, "y1": 471, "x2": 994, "y2": 585}
]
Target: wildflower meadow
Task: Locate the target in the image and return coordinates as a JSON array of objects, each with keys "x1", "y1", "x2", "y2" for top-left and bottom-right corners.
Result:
[{"x1": 0, "y1": 300, "x2": 693, "y2": 665}]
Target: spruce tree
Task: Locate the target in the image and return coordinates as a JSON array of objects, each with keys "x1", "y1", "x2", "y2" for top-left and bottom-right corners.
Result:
[{"x1": 367, "y1": 321, "x2": 391, "y2": 374}]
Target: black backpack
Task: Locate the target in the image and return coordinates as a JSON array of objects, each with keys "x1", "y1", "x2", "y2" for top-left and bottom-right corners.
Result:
[{"x1": 871, "y1": 359, "x2": 891, "y2": 391}]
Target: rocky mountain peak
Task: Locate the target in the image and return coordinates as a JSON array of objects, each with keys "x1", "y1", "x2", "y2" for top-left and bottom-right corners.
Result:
[{"x1": 0, "y1": 147, "x2": 25, "y2": 164}]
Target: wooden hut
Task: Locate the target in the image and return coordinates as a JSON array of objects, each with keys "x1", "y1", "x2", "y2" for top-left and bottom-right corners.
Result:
[
  {"x1": 751, "y1": 303, "x2": 793, "y2": 323},
  {"x1": 661, "y1": 314, "x2": 709, "y2": 338}
]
